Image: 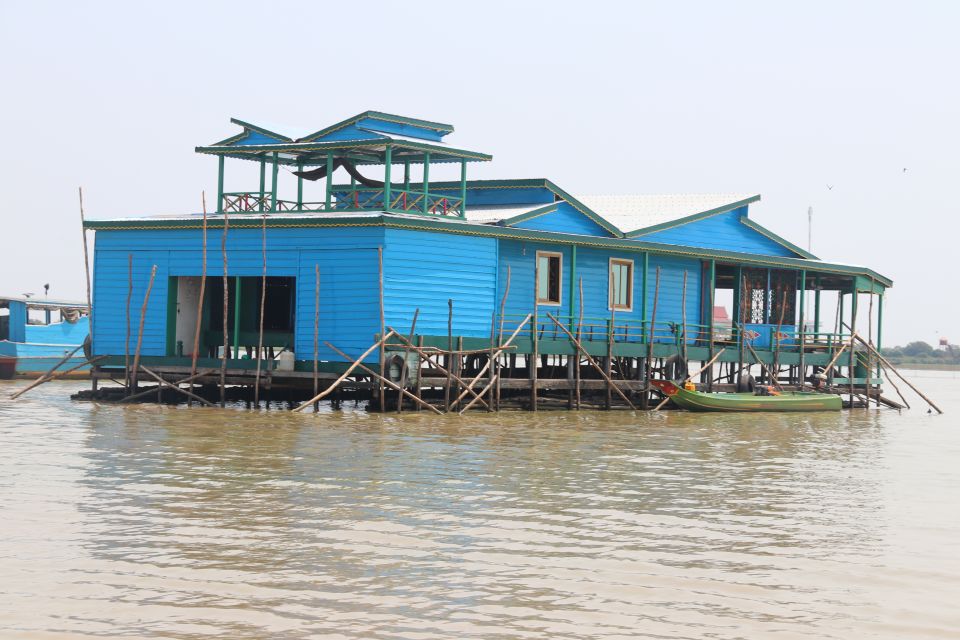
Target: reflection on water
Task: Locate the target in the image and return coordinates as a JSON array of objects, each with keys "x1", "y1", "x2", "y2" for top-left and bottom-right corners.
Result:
[{"x1": 1, "y1": 373, "x2": 959, "y2": 639}]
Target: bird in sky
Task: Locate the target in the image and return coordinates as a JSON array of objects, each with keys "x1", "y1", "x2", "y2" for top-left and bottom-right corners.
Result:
[{"x1": 826, "y1": 184, "x2": 834, "y2": 190}]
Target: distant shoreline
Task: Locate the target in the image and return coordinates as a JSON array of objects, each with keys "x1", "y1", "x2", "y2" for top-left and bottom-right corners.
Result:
[{"x1": 893, "y1": 363, "x2": 960, "y2": 372}]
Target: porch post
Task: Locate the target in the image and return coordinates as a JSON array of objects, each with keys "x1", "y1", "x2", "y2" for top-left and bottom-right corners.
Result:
[
  {"x1": 325, "y1": 153, "x2": 334, "y2": 211},
  {"x1": 233, "y1": 276, "x2": 241, "y2": 358},
  {"x1": 296, "y1": 159, "x2": 303, "y2": 209},
  {"x1": 707, "y1": 259, "x2": 716, "y2": 390},
  {"x1": 422, "y1": 153, "x2": 430, "y2": 215},
  {"x1": 259, "y1": 159, "x2": 266, "y2": 212},
  {"x1": 384, "y1": 145, "x2": 392, "y2": 211},
  {"x1": 216, "y1": 156, "x2": 224, "y2": 213},
  {"x1": 459, "y1": 160, "x2": 468, "y2": 217},
  {"x1": 814, "y1": 278, "x2": 821, "y2": 335},
  {"x1": 568, "y1": 244, "x2": 577, "y2": 321},
  {"x1": 640, "y1": 252, "x2": 648, "y2": 326},
  {"x1": 270, "y1": 152, "x2": 279, "y2": 212},
  {"x1": 877, "y1": 292, "x2": 884, "y2": 374},
  {"x1": 799, "y1": 270, "x2": 806, "y2": 385}
]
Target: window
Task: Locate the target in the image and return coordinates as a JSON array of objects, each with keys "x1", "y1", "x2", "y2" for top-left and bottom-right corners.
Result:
[
  {"x1": 536, "y1": 251, "x2": 562, "y2": 305},
  {"x1": 609, "y1": 258, "x2": 633, "y2": 311}
]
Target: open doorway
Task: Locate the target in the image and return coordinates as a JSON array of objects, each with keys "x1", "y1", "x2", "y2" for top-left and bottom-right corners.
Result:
[{"x1": 170, "y1": 276, "x2": 296, "y2": 359}]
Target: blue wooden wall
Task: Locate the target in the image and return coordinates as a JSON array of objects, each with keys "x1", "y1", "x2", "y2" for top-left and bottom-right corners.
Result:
[
  {"x1": 7, "y1": 300, "x2": 27, "y2": 343},
  {"x1": 92, "y1": 226, "x2": 386, "y2": 362},
  {"x1": 383, "y1": 229, "x2": 498, "y2": 340},
  {"x1": 632, "y1": 208, "x2": 796, "y2": 257},
  {"x1": 497, "y1": 240, "x2": 702, "y2": 342},
  {"x1": 510, "y1": 202, "x2": 614, "y2": 237}
]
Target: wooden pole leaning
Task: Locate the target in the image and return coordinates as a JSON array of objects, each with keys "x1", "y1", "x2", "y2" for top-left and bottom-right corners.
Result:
[
  {"x1": 546, "y1": 312, "x2": 636, "y2": 410},
  {"x1": 496, "y1": 266, "x2": 511, "y2": 411},
  {"x1": 387, "y1": 337, "x2": 492, "y2": 412},
  {"x1": 653, "y1": 348, "x2": 726, "y2": 411},
  {"x1": 292, "y1": 330, "x2": 397, "y2": 411},
  {"x1": 123, "y1": 368, "x2": 214, "y2": 404},
  {"x1": 78, "y1": 187, "x2": 94, "y2": 355},
  {"x1": 445, "y1": 299, "x2": 453, "y2": 412},
  {"x1": 576, "y1": 277, "x2": 584, "y2": 410},
  {"x1": 445, "y1": 313, "x2": 532, "y2": 409},
  {"x1": 736, "y1": 323, "x2": 783, "y2": 392},
  {"x1": 378, "y1": 247, "x2": 385, "y2": 412},
  {"x1": 852, "y1": 333, "x2": 943, "y2": 414},
  {"x1": 324, "y1": 341, "x2": 442, "y2": 415},
  {"x1": 10, "y1": 345, "x2": 87, "y2": 399},
  {"x1": 189, "y1": 194, "x2": 208, "y2": 405},
  {"x1": 138, "y1": 366, "x2": 216, "y2": 407},
  {"x1": 130, "y1": 265, "x2": 158, "y2": 393},
  {"x1": 531, "y1": 260, "x2": 539, "y2": 412},
  {"x1": 254, "y1": 212, "x2": 268, "y2": 406}
]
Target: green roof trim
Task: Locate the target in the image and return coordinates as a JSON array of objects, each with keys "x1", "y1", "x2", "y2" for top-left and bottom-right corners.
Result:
[
  {"x1": 542, "y1": 180, "x2": 624, "y2": 237},
  {"x1": 497, "y1": 203, "x2": 558, "y2": 226},
  {"x1": 624, "y1": 195, "x2": 762, "y2": 238},
  {"x1": 739, "y1": 217, "x2": 818, "y2": 260},
  {"x1": 299, "y1": 111, "x2": 455, "y2": 142},
  {"x1": 195, "y1": 138, "x2": 492, "y2": 165},
  {"x1": 209, "y1": 118, "x2": 294, "y2": 147},
  {"x1": 83, "y1": 213, "x2": 891, "y2": 287}
]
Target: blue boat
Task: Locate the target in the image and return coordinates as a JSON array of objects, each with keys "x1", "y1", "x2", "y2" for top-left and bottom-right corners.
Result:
[{"x1": 0, "y1": 297, "x2": 90, "y2": 379}]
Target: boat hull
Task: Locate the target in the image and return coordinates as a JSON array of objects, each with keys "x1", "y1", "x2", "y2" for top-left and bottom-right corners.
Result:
[{"x1": 651, "y1": 379, "x2": 842, "y2": 412}]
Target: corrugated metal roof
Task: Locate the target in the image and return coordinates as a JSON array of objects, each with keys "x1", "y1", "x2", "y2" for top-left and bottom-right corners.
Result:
[
  {"x1": 463, "y1": 204, "x2": 553, "y2": 224},
  {"x1": 574, "y1": 194, "x2": 758, "y2": 234}
]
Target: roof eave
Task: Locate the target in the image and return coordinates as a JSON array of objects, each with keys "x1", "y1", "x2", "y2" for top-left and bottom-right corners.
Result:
[{"x1": 624, "y1": 194, "x2": 762, "y2": 238}]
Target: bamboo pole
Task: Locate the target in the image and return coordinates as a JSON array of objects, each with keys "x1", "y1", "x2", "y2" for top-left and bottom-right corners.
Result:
[
  {"x1": 378, "y1": 246, "x2": 385, "y2": 412},
  {"x1": 487, "y1": 312, "x2": 496, "y2": 412},
  {"x1": 823, "y1": 342, "x2": 849, "y2": 374},
  {"x1": 443, "y1": 314, "x2": 531, "y2": 409},
  {"x1": 78, "y1": 187, "x2": 93, "y2": 352},
  {"x1": 130, "y1": 265, "x2": 158, "y2": 393},
  {"x1": 292, "y1": 330, "x2": 397, "y2": 411},
  {"x1": 772, "y1": 284, "x2": 787, "y2": 382},
  {"x1": 14, "y1": 355, "x2": 106, "y2": 399},
  {"x1": 680, "y1": 269, "x2": 688, "y2": 364},
  {"x1": 220, "y1": 209, "x2": 229, "y2": 408},
  {"x1": 576, "y1": 277, "x2": 583, "y2": 410},
  {"x1": 853, "y1": 333, "x2": 943, "y2": 414},
  {"x1": 546, "y1": 312, "x2": 636, "y2": 410},
  {"x1": 868, "y1": 278, "x2": 876, "y2": 407},
  {"x1": 324, "y1": 341, "x2": 442, "y2": 415},
  {"x1": 125, "y1": 253, "x2": 132, "y2": 390},
  {"x1": 531, "y1": 260, "x2": 539, "y2": 412},
  {"x1": 496, "y1": 266, "x2": 511, "y2": 411},
  {"x1": 606, "y1": 302, "x2": 616, "y2": 410},
  {"x1": 189, "y1": 194, "x2": 208, "y2": 405},
  {"x1": 459, "y1": 374, "x2": 500, "y2": 414},
  {"x1": 876, "y1": 358, "x2": 910, "y2": 410},
  {"x1": 644, "y1": 267, "x2": 661, "y2": 408},
  {"x1": 254, "y1": 212, "x2": 268, "y2": 406},
  {"x1": 313, "y1": 264, "x2": 320, "y2": 412},
  {"x1": 397, "y1": 308, "x2": 419, "y2": 412},
  {"x1": 445, "y1": 298, "x2": 453, "y2": 412},
  {"x1": 10, "y1": 345, "x2": 85, "y2": 399}
]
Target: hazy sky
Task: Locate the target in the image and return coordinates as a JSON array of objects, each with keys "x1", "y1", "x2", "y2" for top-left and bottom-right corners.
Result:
[{"x1": 1, "y1": 1, "x2": 956, "y2": 346}]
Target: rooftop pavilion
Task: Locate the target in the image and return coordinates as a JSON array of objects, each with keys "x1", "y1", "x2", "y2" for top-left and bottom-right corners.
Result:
[{"x1": 197, "y1": 111, "x2": 492, "y2": 218}]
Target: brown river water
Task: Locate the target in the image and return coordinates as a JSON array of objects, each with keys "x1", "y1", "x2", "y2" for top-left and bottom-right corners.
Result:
[{"x1": 1, "y1": 373, "x2": 958, "y2": 639}]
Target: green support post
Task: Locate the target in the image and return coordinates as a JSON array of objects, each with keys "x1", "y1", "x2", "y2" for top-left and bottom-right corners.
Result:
[
  {"x1": 216, "y1": 156, "x2": 224, "y2": 213},
  {"x1": 707, "y1": 259, "x2": 716, "y2": 390},
  {"x1": 799, "y1": 270, "x2": 806, "y2": 385},
  {"x1": 259, "y1": 159, "x2": 266, "y2": 212},
  {"x1": 422, "y1": 153, "x2": 430, "y2": 215},
  {"x1": 384, "y1": 145, "x2": 392, "y2": 211},
  {"x1": 814, "y1": 278, "x2": 821, "y2": 336},
  {"x1": 459, "y1": 160, "x2": 467, "y2": 218},
  {"x1": 270, "y1": 153, "x2": 279, "y2": 212},
  {"x1": 325, "y1": 153, "x2": 333, "y2": 211},
  {"x1": 296, "y1": 160, "x2": 303, "y2": 210},
  {"x1": 233, "y1": 276, "x2": 241, "y2": 358},
  {"x1": 877, "y1": 293, "x2": 884, "y2": 377},
  {"x1": 404, "y1": 161, "x2": 410, "y2": 190}
]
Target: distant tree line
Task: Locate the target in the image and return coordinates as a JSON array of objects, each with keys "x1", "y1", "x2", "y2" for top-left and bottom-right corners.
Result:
[{"x1": 881, "y1": 341, "x2": 960, "y2": 365}]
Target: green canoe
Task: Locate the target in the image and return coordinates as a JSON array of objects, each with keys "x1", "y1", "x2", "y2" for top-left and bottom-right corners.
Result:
[{"x1": 650, "y1": 379, "x2": 842, "y2": 412}]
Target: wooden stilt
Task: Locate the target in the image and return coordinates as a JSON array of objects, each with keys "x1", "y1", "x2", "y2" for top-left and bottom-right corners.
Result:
[
  {"x1": 138, "y1": 366, "x2": 216, "y2": 407},
  {"x1": 496, "y1": 266, "x2": 511, "y2": 412},
  {"x1": 188, "y1": 194, "x2": 207, "y2": 405},
  {"x1": 123, "y1": 368, "x2": 214, "y2": 404},
  {"x1": 415, "y1": 335, "x2": 424, "y2": 411},
  {"x1": 377, "y1": 247, "x2": 385, "y2": 412},
  {"x1": 576, "y1": 277, "x2": 583, "y2": 410},
  {"x1": 644, "y1": 267, "x2": 661, "y2": 408},
  {"x1": 445, "y1": 299, "x2": 453, "y2": 412},
  {"x1": 531, "y1": 260, "x2": 539, "y2": 412},
  {"x1": 130, "y1": 265, "x2": 158, "y2": 393}
]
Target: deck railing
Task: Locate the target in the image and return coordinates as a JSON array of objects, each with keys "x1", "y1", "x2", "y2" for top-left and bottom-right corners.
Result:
[{"x1": 221, "y1": 188, "x2": 465, "y2": 217}]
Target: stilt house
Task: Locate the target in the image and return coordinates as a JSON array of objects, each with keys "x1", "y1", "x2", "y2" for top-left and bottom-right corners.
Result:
[{"x1": 84, "y1": 111, "x2": 892, "y2": 406}]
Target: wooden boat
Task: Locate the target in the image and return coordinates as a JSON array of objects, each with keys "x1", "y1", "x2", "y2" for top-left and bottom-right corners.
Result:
[
  {"x1": 0, "y1": 296, "x2": 90, "y2": 379},
  {"x1": 650, "y1": 379, "x2": 841, "y2": 412}
]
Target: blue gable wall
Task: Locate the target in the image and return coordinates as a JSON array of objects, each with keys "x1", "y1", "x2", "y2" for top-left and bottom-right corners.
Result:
[
  {"x1": 233, "y1": 130, "x2": 287, "y2": 146},
  {"x1": 511, "y1": 202, "x2": 614, "y2": 237},
  {"x1": 312, "y1": 123, "x2": 385, "y2": 142},
  {"x1": 384, "y1": 229, "x2": 497, "y2": 340},
  {"x1": 357, "y1": 117, "x2": 445, "y2": 142},
  {"x1": 92, "y1": 226, "x2": 385, "y2": 362},
  {"x1": 631, "y1": 208, "x2": 796, "y2": 257}
]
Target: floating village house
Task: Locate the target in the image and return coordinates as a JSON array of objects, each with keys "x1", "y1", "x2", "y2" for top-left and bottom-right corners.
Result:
[{"x1": 84, "y1": 111, "x2": 893, "y2": 409}]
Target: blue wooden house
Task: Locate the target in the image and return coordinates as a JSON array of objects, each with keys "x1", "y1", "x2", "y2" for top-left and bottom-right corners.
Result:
[{"x1": 84, "y1": 111, "x2": 892, "y2": 408}]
